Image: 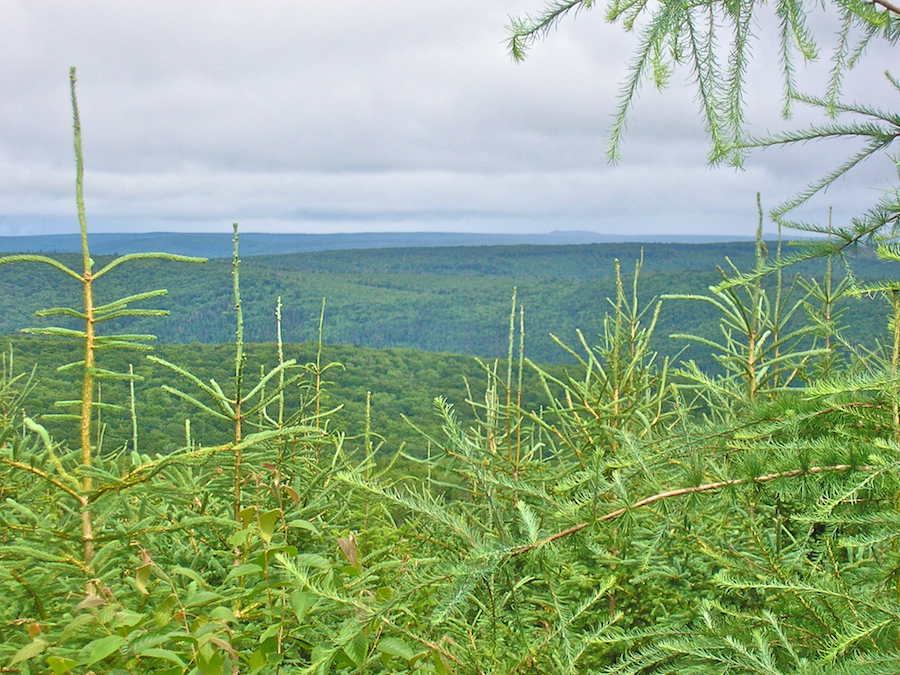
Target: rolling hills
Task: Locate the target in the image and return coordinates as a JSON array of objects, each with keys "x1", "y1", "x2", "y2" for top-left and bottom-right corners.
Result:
[{"x1": 0, "y1": 239, "x2": 891, "y2": 366}]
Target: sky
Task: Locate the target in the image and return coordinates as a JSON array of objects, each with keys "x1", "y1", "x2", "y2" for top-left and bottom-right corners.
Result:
[{"x1": 0, "y1": 0, "x2": 895, "y2": 237}]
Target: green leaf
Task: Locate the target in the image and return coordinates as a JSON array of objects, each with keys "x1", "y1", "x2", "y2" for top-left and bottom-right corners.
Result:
[
  {"x1": 342, "y1": 632, "x2": 368, "y2": 667},
  {"x1": 131, "y1": 633, "x2": 172, "y2": 654},
  {"x1": 292, "y1": 590, "x2": 319, "y2": 623},
  {"x1": 46, "y1": 656, "x2": 77, "y2": 674},
  {"x1": 287, "y1": 519, "x2": 321, "y2": 535},
  {"x1": 259, "y1": 626, "x2": 280, "y2": 644},
  {"x1": 196, "y1": 648, "x2": 225, "y2": 675},
  {"x1": 250, "y1": 638, "x2": 282, "y2": 672},
  {"x1": 256, "y1": 545, "x2": 297, "y2": 569},
  {"x1": 258, "y1": 509, "x2": 281, "y2": 544},
  {"x1": 74, "y1": 594, "x2": 107, "y2": 611},
  {"x1": 136, "y1": 564, "x2": 152, "y2": 594},
  {"x1": 171, "y1": 565, "x2": 209, "y2": 587},
  {"x1": 60, "y1": 614, "x2": 95, "y2": 642},
  {"x1": 9, "y1": 639, "x2": 46, "y2": 666},
  {"x1": 311, "y1": 645, "x2": 332, "y2": 675},
  {"x1": 116, "y1": 609, "x2": 146, "y2": 628},
  {"x1": 84, "y1": 635, "x2": 126, "y2": 667},
  {"x1": 184, "y1": 590, "x2": 223, "y2": 608},
  {"x1": 249, "y1": 647, "x2": 267, "y2": 673},
  {"x1": 240, "y1": 506, "x2": 256, "y2": 529},
  {"x1": 154, "y1": 595, "x2": 177, "y2": 627},
  {"x1": 210, "y1": 606, "x2": 237, "y2": 623},
  {"x1": 137, "y1": 648, "x2": 186, "y2": 667},
  {"x1": 433, "y1": 650, "x2": 450, "y2": 675},
  {"x1": 227, "y1": 528, "x2": 252, "y2": 548},
  {"x1": 378, "y1": 637, "x2": 417, "y2": 662},
  {"x1": 225, "y1": 563, "x2": 264, "y2": 581},
  {"x1": 154, "y1": 668, "x2": 185, "y2": 675}
]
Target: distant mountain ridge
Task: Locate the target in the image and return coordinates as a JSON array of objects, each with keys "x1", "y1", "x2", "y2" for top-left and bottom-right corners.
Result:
[{"x1": 0, "y1": 231, "x2": 760, "y2": 258}]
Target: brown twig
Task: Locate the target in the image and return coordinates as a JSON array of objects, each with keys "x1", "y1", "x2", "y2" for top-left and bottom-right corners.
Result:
[{"x1": 873, "y1": 0, "x2": 900, "y2": 16}]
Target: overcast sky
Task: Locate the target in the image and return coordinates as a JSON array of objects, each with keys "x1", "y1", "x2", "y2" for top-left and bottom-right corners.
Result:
[{"x1": 0, "y1": 0, "x2": 894, "y2": 237}]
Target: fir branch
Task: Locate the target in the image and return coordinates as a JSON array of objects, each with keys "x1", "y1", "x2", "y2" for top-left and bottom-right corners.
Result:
[
  {"x1": 0, "y1": 458, "x2": 82, "y2": 500},
  {"x1": 93, "y1": 252, "x2": 206, "y2": 279}
]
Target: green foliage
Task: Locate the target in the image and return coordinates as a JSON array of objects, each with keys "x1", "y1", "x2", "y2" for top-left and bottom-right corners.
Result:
[
  {"x1": 668, "y1": 211, "x2": 826, "y2": 408},
  {"x1": 527, "y1": 256, "x2": 676, "y2": 460}
]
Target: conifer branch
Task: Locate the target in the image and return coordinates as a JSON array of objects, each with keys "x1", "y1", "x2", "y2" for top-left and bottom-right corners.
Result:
[
  {"x1": 7, "y1": 568, "x2": 46, "y2": 621},
  {"x1": 0, "y1": 458, "x2": 82, "y2": 500},
  {"x1": 508, "y1": 463, "x2": 877, "y2": 557}
]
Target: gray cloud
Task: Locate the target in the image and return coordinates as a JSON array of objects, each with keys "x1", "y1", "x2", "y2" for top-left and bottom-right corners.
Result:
[{"x1": 0, "y1": 0, "x2": 893, "y2": 236}]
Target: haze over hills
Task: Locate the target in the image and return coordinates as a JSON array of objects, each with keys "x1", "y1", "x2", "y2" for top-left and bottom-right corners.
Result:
[{"x1": 0, "y1": 231, "x2": 762, "y2": 258}]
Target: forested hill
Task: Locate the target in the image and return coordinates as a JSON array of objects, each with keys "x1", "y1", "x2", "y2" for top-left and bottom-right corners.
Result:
[
  {"x1": 259, "y1": 240, "x2": 830, "y2": 276},
  {"x1": 0, "y1": 240, "x2": 891, "y2": 364}
]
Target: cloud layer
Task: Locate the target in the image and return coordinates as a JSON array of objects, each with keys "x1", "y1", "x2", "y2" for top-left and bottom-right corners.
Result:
[{"x1": 0, "y1": 0, "x2": 893, "y2": 236}]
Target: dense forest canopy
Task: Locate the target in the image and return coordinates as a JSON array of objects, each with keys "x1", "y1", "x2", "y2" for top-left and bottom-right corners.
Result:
[{"x1": 0, "y1": 240, "x2": 895, "y2": 366}]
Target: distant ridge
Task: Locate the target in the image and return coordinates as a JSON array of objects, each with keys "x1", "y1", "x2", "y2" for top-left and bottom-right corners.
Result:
[{"x1": 0, "y1": 231, "x2": 758, "y2": 258}]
